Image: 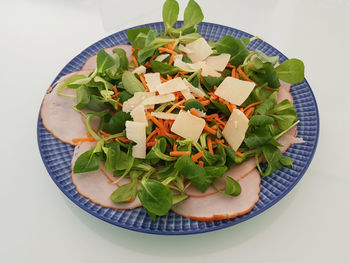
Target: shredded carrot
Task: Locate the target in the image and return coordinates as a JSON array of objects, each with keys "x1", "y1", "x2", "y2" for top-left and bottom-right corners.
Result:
[
  {"x1": 168, "y1": 54, "x2": 174, "y2": 65},
  {"x1": 198, "y1": 161, "x2": 204, "y2": 167},
  {"x1": 118, "y1": 102, "x2": 123, "y2": 107},
  {"x1": 237, "y1": 66, "x2": 254, "y2": 82},
  {"x1": 226, "y1": 63, "x2": 235, "y2": 69},
  {"x1": 223, "y1": 100, "x2": 233, "y2": 112},
  {"x1": 146, "y1": 112, "x2": 167, "y2": 132},
  {"x1": 243, "y1": 101, "x2": 262, "y2": 112},
  {"x1": 231, "y1": 66, "x2": 237, "y2": 78},
  {"x1": 146, "y1": 129, "x2": 158, "y2": 142},
  {"x1": 125, "y1": 197, "x2": 135, "y2": 202},
  {"x1": 207, "y1": 137, "x2": 214, "y2": 154},
  {"x1": 173, "y1": 144, "x2": 178, "y2": 151},
  {"x1": 167, "y1": 74, "x2": 173, "y2": 80},
  {"x1": 72, "y1": 137, "x2": 95, "y2": 143},
  {"x1": 191, "y1": 151, "x2": 204, "y2": 163},
  {"x1": 112, "y1": 86, "x2": 119, "y2": 99},
  {"x1": 139, "y1": 74, "x2": 149, "y2": 92},
  {"x1": 144, "y1": 61, "x2": 151, "y2": 68},
  {"x1": 265, "y1": 86, "x2": 280, "y2": 91},
  {"x1": 158, "y1": 47, "x2": 178, "y2": 56},
  {"x1": 100, "y1": 130, "x2": 111, "y2": 137},
  {"x1": 200, "y1": 100, "x2": 211, "y2": 106},
  {"x1": 116, "y1": 137, "x2": 131, "y2": 143},
  {"x1": 200, "y1": 75, "x2": 204, "y2": 82},
  {"x1": 165, "y1": 132, "x2": 178, "y2": 140},
  {"x1": 204, "y1": 124, "x2": 217, "y2": 135},
  {"x1": 190, "y1": 108, "x2": 202, "y2": 118},
  {"x1": 215, "y1": 139, "x2": 227, "y2": 147},
  {"x1": 205, "y1": 114, "x2": 219, "y2": 121},
  {"x1": 166, "y1": 100, "x2": 186, "y2": 113},
  {"x1": 236, "y1": 151, "x2": 243, "y2": 157},
  {"x1": 245, "y1": 107, "x2": 255, "y2": 118},
  {"x1": 131, "y1": 47, "x2": 135, "y2": 52},
  {"x1": 147, "y1": 141, "x2": 157, "y2": 147},
  {"x1": 166, "y1": 40, "x2": 175, "y2": 50},
  {"x1": 131, "y1": 55, "x2": 138, "y2": 67},
  {"x1": 149, "y1": 55, "x2": 156, "y2": 63},
  {"x1": 160, "y1": 76, "x2": 167, "y2": 83},
  {"x1": 169, "y1": 151, "x2": 191, "y2": 157},
  {"x1": 210, "y1": 124, "x2": 218, "y2": 130}
]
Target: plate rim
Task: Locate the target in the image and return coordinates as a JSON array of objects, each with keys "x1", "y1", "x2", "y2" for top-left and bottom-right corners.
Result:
[{"x1": 37, "y1": 21, "x2": 320, "y2": 235}]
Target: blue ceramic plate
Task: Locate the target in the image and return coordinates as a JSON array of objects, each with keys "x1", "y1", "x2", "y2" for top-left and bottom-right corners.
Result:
[{"x1": 37, "y1": 22, "x2": 319, "y2": 235}]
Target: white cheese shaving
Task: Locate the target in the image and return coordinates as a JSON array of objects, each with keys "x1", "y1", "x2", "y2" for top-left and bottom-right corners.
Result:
[
  {"x1": 125, "y1": 121, "x2": 146, "y2": 159},
  {"x1": 214, "y1": 77, "x2": 255, "y2": 106},
  {"x1": 222, "y1": 109, "x2": 249, "y2": 151},
  {"x1": 122, "y1": 92, "x2": 155, "y2": 112},
  {"x1": 183, "y1": 79, "x2": 206, "y2": 97},
  {"x1": 144, "y1": 72, "x2": 161, "y2": 92},
  {"x1": 171, "y1": 111, "x2": 205, "y2": 142},
  {"x1": 155, "y1": 54, "x2": 170, "y2": 62},
  {"x1": 142, "y1": 93, "x2": 176, "y2": 105},
  {"x1": 132, "y1": 65, "x2": 146, "y2": 75},
  {"x1": 181, "y1": 88, "x2": 195, "y2": 100},
  {"x1": 186, "y1": 38, "x2": 213, "y2": 63},
  {"x1": 200, "y1": 63, "x2": 221, "y2": 77},
  {"x1": 130, "y1": 104, "x2": 148, "y2": 126},
  {"x1": 178, "y1": 44, "x2": 193, "y2": 54},
  {"x1": 151, "y1": 112, "x2": 178, "y2": 120},
  {"x1": 156, "y1": 77, "x2": 188, "y2": 95},
  {"x1": 204, "y1": 53, "x2": 231, "y2": 72}
]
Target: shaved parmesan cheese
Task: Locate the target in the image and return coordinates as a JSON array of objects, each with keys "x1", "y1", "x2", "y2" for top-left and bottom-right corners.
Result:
[
  {"x1": 171, "y1": 111, "x2": 205, "y2": 142},
  {"x1": 200, "y1": 63, "x2": 221, "y2": 77},
  {"x1": 186, "y1": 38, "x2": 213, "y2": 63},
  {"x1": 192, "y1": 108, "x2": 206, "y2": 117},
  {"x1": 125, "y1": 121, "x2": 146, "y2": 159},
  {"x1": 157, "y1": 77, "x2": 188, "y2": 95},
  {"x1": 205, "y1": 54, "x2": 231, "y2": 72},
  {"x1": 123, "y1": 92, "x2": 155, "y2": 112},
  {"x1": 181, "y1": 88, "x2": 195, "y2": 100},
  {"x1": 174, "y1": 58, "x2": 197, "y2": 72},
  {"x1": 151, "y1": 112, "x2": 178, "y2": 120},
  {"x1": 179, "y1": 44, "x2": 193, "y2": 54},
  {"x1": 214, "y1": 77, "x2": 255, "y2": 106},
  {"x1": 155, "y1": 54, "x2": 169, "y2": 62},
  {"x1": 183, "y1": 79, "x2": 206, "y2": 97},
  {"x1": 142, "y1": 93, "x2": 176, "y2": 105},
  {"x1": 132, "y1": 65, "x2": 146, "y2": 75},
  {"x1": 144, "y1": 72, "x2": 161, "y2": 92},
  {"x1": 222, "y1": 109, "x2": 249, "y2": 151},
  {"x1": 130, "y1": 105, "x2": 148, "y2": 126}
]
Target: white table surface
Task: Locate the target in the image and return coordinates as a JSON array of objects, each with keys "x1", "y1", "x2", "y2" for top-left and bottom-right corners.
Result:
[{"x1": 1, "y1": 0, "x2": 349, "y2": 262}]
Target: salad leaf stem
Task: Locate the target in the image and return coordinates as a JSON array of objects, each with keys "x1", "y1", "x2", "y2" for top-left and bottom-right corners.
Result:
[{"x1": 273, "y1": 120, "x2": 300, "y2": 140}]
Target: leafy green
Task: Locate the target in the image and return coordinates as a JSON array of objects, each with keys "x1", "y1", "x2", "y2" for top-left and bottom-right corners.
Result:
[
  {"x1": 103, "y1": 142, "x2": 120, "y2": 172},
  {"x1": 249, "y1": 115, "x2": 275, "y2": 127},
  {"x1": 105, "y1": 111, "x2": 132, "y2": 134},
  {"x1": 75, "y1": 85, "x2": 91, "y2": 109},
  {"x1": 215, "y1": 35, "x2": 250, "y2": 66},
  {"x1": 118, "y1": 91, "x2": 133, "y2": 103},
  {"x1": 162, "y1": 0, "x2": 179, "y2": 30},
  {"x1": 275, "y1": 59, "x2": 304, "y2": 84},
  {"x1": 246, "y1": 59, "x2": 280, "y2": 89},
  {"x1": 210, "y1": 100, "x2": 231, "y2": 116},
  {"x1": 172, "y1": 194, "x2": 188, "y2": 204},
  {"x1": 73, "y1": 147, "x2": 101, "y2": 173},
  {"x1": 110, "y1": 179, "x2": 138, "y2": 203},
  {"x1": 255, "y1": 50, "x2": 279, "y2": 65},
  {"x1": 138, "y1": 178, "x2": 173, "y2": 216},
  {"x1": 224, "y1": 177, "x2": 241, "y2": 196},
  {"x1": 204, "y1": 166, "x2": 227, "y2": 178},
  {"x1": 122, "y1": 71, "x2": 145, "y2": 94},
  {"x1": 146, "y1": 137, "x2": 172, "y2": 164},
  {"x1": 96, "y1": 49, "x2": 116, "y2": 74},
  {"x1": 86, "y1": 95, "x2": 109, "y2": 112},
  {"x1": 126, "y1": 27, "x2": 151, "y2": 46},
  {"x1": 183, "y1": 0, "x2": 204, "y2": 29},
  {"x1": 151, "y1": 60, "x2": 183, "y2": 76},
  {"x1": 202, "y1": 76, "x2": 224, "y2": 92},
  {"x1": 113, "y1": 48, "x2": 129, "y2": 70},
  {"x1": 244, "y1": 127, "x2": 272, "y2": 149},
  {"x1": 184, "y1": 99, "x2": 205, "y2": 111},
  {"x1": 224, "y1": 147, "x2": 237, "y2": 169}
]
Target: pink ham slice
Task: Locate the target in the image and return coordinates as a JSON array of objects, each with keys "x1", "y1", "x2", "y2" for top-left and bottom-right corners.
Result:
[
  {"x1": 71, "y1": 141, "x2": 141, "y2": 210},
  {"x1": 82, "y1": 44, "x2": 133, "y2": 70},
  {"x1": 277, "y1": 80, "x2": 293, "y2": 104},
  {"x1": 41, "y1": 70, "x2": 92, "y2": 145},
  {"x1": 172, "y1": 169, "x2": 261, "y2": 221}
]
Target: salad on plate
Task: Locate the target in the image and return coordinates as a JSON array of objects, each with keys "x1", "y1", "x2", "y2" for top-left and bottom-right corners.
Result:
[{"x1": 41, "y1": 0, "x2": 305, "y2": 221}]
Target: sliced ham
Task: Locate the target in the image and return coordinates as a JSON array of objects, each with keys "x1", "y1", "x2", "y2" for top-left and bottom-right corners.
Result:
[
  {"x1": 41, "y1": 70, "x2": 92, "y2": 145},
  {"x1": 277, "y1": 80, "x2": 293, "y2": 104},
  {"x1": 71, "y1": 141, "x2": 141, "y2": 210},
  {"x1": 172, "y1": 169, "x2": 261, "y2": 221},
  {"x1": 82, "y1": 44, "x2": 133, "y2": 70},
  {"x1": 278, "y1": 125, "x2": 304, "y2": 153}
]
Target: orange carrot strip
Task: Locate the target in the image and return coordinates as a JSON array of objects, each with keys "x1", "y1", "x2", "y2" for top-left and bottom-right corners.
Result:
[
  {"x1": 147, "y1": 141, "x2": 157, "y2": 147},
  {"x1": 139, "y1": 74, "x2": 149, "y2": 92},
  {"x1": 158, "y1": 47, "x2": 178, "y2": 56},
  {"x1": 204, "y1": 124, "x2": 217, "y2": 135},
  {"x1": 146, "y1": 129, "x2": 158, "y2": 142},
  {"x1": 245, "y1": 107, "x2": 255, "y2": 118},
  {"x1": 191, "y1": 151, "x2": 204, "y2": 163},
  {"x1": 200, "y1": 100, "x2": 211, "y2": 106},
  {"x1": 116, "y1": 137, "x2": 131, "y2": 143},
  {"x1": 243, "y1": 101, "x2": 262, "y2": 112},
  {"x1": 72, "y1": 137, "x2": 95, "y2": 143},
  {"x1": 210, "y1": 124, "x2": 218, "y2": 130},
  {"x1": 214, "y1": 116, "x2": 227, "y2": 126},
  {"x1": 166, "y1": 100, "x2": 186, "y2": 113},
  {"x1": 160, "y1": 76, "x2": 167, "y2": 83},
  {"x1": 198, "y1": 161, "x2": 204, "y2": 167},
  {"x1": 131, "y1": 55, "x2": 138, "y2": 67},
  {"x1": 173, "y1": 144, "x2": 178, "y2": 151},
  {"x1": 118, "y1": 102, "x2": 123, "y2": 107},
  {"x1": 205, "y1": 114, "x2": 219, "y2": 121},
  {"x1": 190, "y1": 108, "x2": 202, "y2": 118},
  {"x1": 147, "y1": 113, "x2": 167, "y2": 131},
  {"x1": 207, "y1": 137, "x2": 214, "y2": 154},
  {"x1": 236, "y1": 151, "x2": 243, "y2": 157},
  {"x1": 144, "y1": 61, "x2": 151, "y2": 68},
  {"x1": 167, "y1": 74, "x2": 173, "y2": 80},
  {"x1": 168, "y1": 54, "x2": 174, "y2": 65},
  {"x1": 226, "y1": 63, "x2": 235, "y2": 69},
  {"x1": 215, "y1": 139, "x2": 227, "y2": 147},
  {"x1": 237, "y1": 67, "x2": 254, "y2": 82},
  {"x1": 169, "y1": 151, "x2": 191, "y2": 157},
  {"x1": 165, "y1": 132, "x2": 178, "y2": 140},
  {"x1": 100, "y1": 130, "x2": 111, "y2": 137}
]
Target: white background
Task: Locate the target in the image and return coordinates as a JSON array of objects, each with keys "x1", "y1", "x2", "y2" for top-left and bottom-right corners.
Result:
[{"x1": 1, "y1": 0, "x2": 349, "y2": 262}]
